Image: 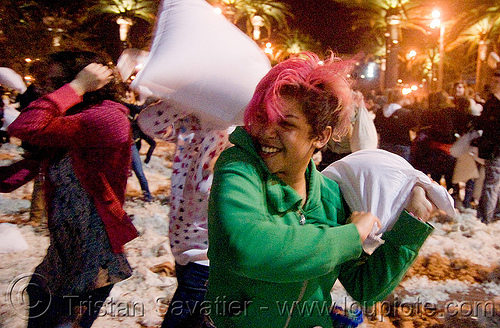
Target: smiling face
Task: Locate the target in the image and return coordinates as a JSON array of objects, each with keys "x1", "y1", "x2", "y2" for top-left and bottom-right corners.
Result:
[
  {"x1": 243, "y1": 52, "x2": 353, "y2": 187},
  {"x1": 249, "y1": 98, "x2": 330, "y2": 186}
]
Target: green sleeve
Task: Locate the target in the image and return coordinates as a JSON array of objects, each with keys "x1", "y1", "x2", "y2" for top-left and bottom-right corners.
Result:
[
  {"x1": 338, "y1": 210, "x2": 433, "y2": 303},
  {"x1": 208, "y1": 158, "x2": 363, "y2": 284}
]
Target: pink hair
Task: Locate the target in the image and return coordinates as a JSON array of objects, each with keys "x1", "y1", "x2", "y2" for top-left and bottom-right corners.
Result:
[{"x1": 244, "y1": 52, "x2": 354, "y2": 138}]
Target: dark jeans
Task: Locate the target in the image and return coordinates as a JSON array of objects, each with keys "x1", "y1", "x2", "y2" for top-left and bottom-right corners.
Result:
[
  {"x1": 161, "y1": 262, "x2": 212, "y2": 328},
  {"x1": 463, "y1": 179, "x2": 475, "y2": 208},
  {"x1": 478, "y1": 155, "x2": 500, "y2": 223},
  {"x1": 27, "y1": 283, "x2": 113, "y2": 328},
  {"x1": 131, "y1": 144, "x2": 151, "y2": 198}
]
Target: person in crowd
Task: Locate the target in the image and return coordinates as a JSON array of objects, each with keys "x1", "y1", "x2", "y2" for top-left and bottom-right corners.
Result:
[
  {"x1": 15, "y1": 83, "x2": 49, "y2": 229},
  {"x1": 318, "y1": 89, "x2": 383, "y2": 171},
  {"x1": 125, "y1": 90, "x2": 157, "y2": 164},
  {"x1": 364, "y1": 91, "x2": 383, "y2": 116},
  {"x1": 206, "y1": 52, "x2": 434, "y2": 327},
  {"x1": 451, "y1": 81, "x2": 483, "y2": 117},
  {"x1": 316, "y1": 134, "x2": 352, "y2": 171},
  {"x1": 449, "y1": 81, "x2": 483, "y2": 210},
  {"x1": 124, "y1": 92, "x2": 155, "y2": 202},
  {"x1": 412, "y1": 91, "x2": 458, "y2": 193},
  {"x1": 0, "y1": 90, "x2": 20, "y2": 143},
  {"x1": 475, "y1": 70, "x2": 500, "y2": 223},
  {"x1": 0, "y1": 154, "x2": 40, "y2": 193},
  {"x1": 137, "y1": 101, "x2": 229, "y2": 327},
  {"x1": 129, "y1": 135, "x2": 154, "y2": 202},
  {"x1": 8, "y1": 51, "x2": 138, "y2": 328},
  {"x1": 374, "y1": 89, "x2": 418, "y2": 162}
]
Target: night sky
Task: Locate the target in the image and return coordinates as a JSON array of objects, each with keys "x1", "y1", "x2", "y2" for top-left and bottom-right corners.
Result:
[{"x1": 280, "y1": 0, "x2": 360, "y2": 54}]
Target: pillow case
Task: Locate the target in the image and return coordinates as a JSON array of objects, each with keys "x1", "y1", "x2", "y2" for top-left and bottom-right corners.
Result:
[
  {"x1": 322, "y1": 149, "x2": 454, "y2": 254},
  {"x1": 131, "y1": 0, "x2": 271, "y2": 129}
]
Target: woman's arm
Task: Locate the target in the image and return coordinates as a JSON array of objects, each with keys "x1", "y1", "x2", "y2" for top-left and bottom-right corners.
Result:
[
  {"x1": 0, "y1": 158, "x2": 40, "y2": 193},
  {"x1": 9, "y1": 64, "x2": 129, "y2": 149},
  {"x1": 338, "y1": 187, "x2": 434, "y2": 303}
]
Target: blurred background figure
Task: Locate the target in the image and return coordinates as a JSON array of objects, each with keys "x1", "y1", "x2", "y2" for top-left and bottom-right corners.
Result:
[
  {"x1": 475, "y1": 70, "x2": 500, "y2": 223},
  {"x1": 0, "y1": 88, "x2": 20, "y2": 144},
  {"x1": 374, "y1": 89, "x2": 418, "y2": 162},
  {"x1": 411, "y1": 91, "x2": 458, "y2": 195},
  {"x1": 123, "y1": 88, "x2": 155, "y2": 202},
  {"x1": 449, "y1": 81, "x2": 484, "y2": 211},
  {"x1": 9, "y1": 51, "x2": 138, "y2": 328}
]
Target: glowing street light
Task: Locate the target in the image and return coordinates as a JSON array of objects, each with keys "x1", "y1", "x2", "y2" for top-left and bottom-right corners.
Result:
[
  {"x1": 430, "y1": 10, "x2": 441, "y2": 29},
  {"x1": 384, "y1": 9, "x2": 402, "y2": 89},
  {"x1": 116, "y1": 16, "x2": 133, "y2": 46},
  {"x1": 407, "y1": 50, "x2": 417, "y2": 60},
  {"x1": 430, "y1": 9, "x2": 444, "y2": 91},
  {"x1": 264, "y1": 42, "x2": 273, "y2": 55},
  {"x1": 251, "y1": 15, "x2": 264, "y2": 40},
  {"x1": 366, "y1": 62, "x2": 376, "y2": 79}
]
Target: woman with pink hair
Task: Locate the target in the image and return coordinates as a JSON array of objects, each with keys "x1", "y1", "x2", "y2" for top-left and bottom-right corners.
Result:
[{"x1": 207, "y1": 52, "x2": 434, "y2": 327}]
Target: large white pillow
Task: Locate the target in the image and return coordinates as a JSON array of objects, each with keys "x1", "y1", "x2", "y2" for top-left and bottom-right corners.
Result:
[
  {"x1": 321, "y1": 149, "x2": 454, "y2": 254},
  {"x1": 131, "y1": 0, "x2": 271, "y2": 129}
]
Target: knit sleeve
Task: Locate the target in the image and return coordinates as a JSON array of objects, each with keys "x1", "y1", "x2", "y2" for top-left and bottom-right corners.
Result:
[{"x1": 9, "y1": 85, "x2": 130, "y2": 148}]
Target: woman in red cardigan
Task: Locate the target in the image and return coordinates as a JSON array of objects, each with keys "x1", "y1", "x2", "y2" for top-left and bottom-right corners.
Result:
[{"x1": 9, "y1": 51, "x2": 138, "y2": 328}]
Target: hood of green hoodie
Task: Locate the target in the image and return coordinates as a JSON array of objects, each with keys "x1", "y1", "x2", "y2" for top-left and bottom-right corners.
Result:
[{"x1": 228, "y1": 126, "x2": 324, "y2": 216}]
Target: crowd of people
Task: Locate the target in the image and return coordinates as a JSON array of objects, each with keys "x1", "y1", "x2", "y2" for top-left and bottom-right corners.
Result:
[
  {"x1": 318, "y1": 77, "x2": 499, "y2": 225},
  {"x1": 0, "y1": 49, "x2": 498, "y2": 328}
]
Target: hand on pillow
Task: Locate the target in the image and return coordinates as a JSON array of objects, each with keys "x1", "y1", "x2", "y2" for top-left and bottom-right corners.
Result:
[{"x1": 405, "y1": 185, "x2": 437, "y2": 222}]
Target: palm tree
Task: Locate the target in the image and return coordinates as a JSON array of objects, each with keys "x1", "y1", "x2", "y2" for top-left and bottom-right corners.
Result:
[
  {"x1": 208, "y1": 0, "x2": 292, "y2": 41},
  {"x1": 331, "y1": 0, "x2": 500, "y2": 91},
  {"x1": 86, "y1": 0, "x2": 158, "y2": 47},
  {"x1": 0, "y1": 0, "x2": 91, "y2": 70},
  {"x1": 330, "y1": 0, "x2": 435, "y2": 89},
  {"x1": 262, "y1": 29, "x2": 324, "y2": 64},
  {"x1": 446, "y1": 3, "x2": 500, "y2": 91}
]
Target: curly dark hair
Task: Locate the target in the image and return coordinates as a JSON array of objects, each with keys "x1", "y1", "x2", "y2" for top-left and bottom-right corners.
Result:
[{"x1": 36, "y1": 51, "x2": 122, "y2": 112}]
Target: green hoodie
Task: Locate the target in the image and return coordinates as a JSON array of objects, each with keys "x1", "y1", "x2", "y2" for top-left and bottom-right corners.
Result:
[{"x1": 207, "y1": 127, "x2": 433, "y2": 328}]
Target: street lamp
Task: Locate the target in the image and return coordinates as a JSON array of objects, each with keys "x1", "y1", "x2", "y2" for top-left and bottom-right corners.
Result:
[
  {"x1": 384, "y1": 9, "x2": 402, "y2": 89},
  {"x1": 264, "y1": 42, "x2": 273, "y2": 55},
  {"x1": 251, "y1": 15, "x2": 264, "y2": 40},
  {"x1": 407, "y1": 50, "x2": 417, "y2": 60},
  {"x1": 430, "y1": 10, "x2": 444, "y2": 91},
  {"x1": 117, "y1": 16, "x2": 134, "y2": 48}
]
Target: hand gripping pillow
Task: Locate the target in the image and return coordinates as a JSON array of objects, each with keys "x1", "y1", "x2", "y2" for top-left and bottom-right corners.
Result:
[
  {"x1": 130, "y1": 0, "x2": 271, "y2": 130},
  {"x1": 321, "y1": 149, "x2": 454, "y2": 254}
]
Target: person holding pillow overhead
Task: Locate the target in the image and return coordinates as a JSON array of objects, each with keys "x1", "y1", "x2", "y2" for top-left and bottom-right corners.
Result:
[{"x1": 9, "y1": 51, "x2": 137, "y2": 328}]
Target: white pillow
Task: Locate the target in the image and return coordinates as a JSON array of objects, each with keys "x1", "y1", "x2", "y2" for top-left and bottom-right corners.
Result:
[
  {"x1": 321, "y1": 149, "x2": 454, "y2": 254},
  {"x1": 131, "y1": 0, "x2": 271, "y2": 129},
  {"x1": 116, "y1": 48, "x2": 150, "y2": 82},
  {"x1": 0, "y1": 67, "x2": 26, "y2": 93},
  {"x1": 0, "y1": 223, "x2": 28, "y2": 253}
]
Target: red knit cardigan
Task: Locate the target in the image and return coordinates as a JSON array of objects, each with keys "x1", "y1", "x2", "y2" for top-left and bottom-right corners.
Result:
[{"x1": 8, "y1": 84, "x2": 138, "y2": 253}]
